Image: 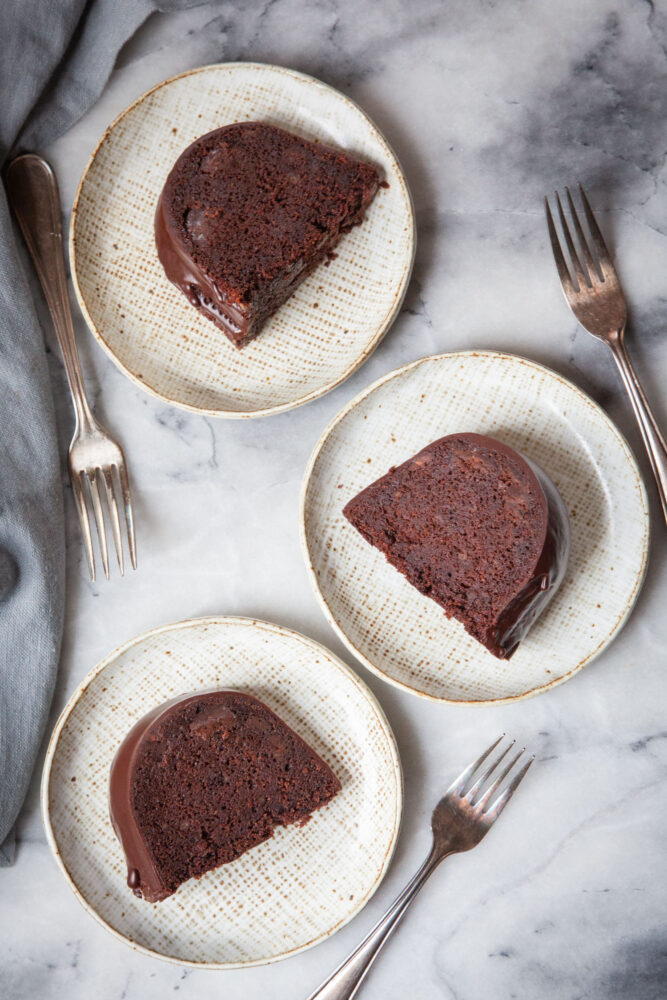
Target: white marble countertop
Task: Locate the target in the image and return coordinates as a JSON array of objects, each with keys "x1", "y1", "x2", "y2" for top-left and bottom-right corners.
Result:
[{"x1": 3, "y1": 2, "x2": 667, "y2": 998}]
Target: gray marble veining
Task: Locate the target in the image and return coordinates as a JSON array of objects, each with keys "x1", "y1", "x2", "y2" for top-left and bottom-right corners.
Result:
[{"x1": 2, "y1": 1, "x2": 667, "y2": 998}]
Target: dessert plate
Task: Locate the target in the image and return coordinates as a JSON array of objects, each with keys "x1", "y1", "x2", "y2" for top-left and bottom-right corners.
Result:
[
  {"x1": 41, "y1": 617, "x2": 402, "y2": 967},
  {"x1": 301, "y1": 351, "x2": 650, "y2": 704},
  {"x1": 70, "y1": 62, "x2": 415, "y2": 417}
]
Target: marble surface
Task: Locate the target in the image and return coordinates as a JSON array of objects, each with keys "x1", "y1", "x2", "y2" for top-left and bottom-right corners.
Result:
[{"x1": 3, "y1": 1, "x2": 667, "y2": 997}]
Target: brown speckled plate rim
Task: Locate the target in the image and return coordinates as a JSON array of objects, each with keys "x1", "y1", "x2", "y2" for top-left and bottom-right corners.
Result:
[
  {"x1": 69, "y1": 61, "x2": 416, "y2": 419},
  {"x1": 299, "y1": 350, "x2": 651, "y2": 706},
  {"x1": 40, "y1": 616, "x2": 403, "y2": 969}
]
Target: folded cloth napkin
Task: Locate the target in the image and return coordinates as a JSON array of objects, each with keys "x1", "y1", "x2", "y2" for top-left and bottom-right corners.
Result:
[{"x1": 0, "y1": 0, "x2": 203, "y2": 864}]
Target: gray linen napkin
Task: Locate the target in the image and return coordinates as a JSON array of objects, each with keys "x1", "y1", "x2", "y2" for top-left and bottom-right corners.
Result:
[{"x1": 0, "y1": 0, "x2": 203, "y2": 864}]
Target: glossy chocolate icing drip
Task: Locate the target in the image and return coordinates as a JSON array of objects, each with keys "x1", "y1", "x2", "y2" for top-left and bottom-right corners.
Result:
[
  {"x1": 486, "y1": 447, "x2": 570, "y2": 658},
  {"x1": 108, "y1": 693, "x2": 206, "y2": 902},
  {"x1": 431, "y1": 434, "x2": 570, "y2": 659},
  {"x1": 154, "y1": 194, "x2": 250, "y2": 347}
]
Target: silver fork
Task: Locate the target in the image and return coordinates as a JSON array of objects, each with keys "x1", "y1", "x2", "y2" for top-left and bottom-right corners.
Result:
[
  {"x1": 545, "y1": 184, "x2": 667, "y2": 525},
  {"x1": 306, "y1": 736, "x2": 533, "y2": 1000},
  {"x1": 6, "y1": 154, "x2": 137, "y2": 580}
]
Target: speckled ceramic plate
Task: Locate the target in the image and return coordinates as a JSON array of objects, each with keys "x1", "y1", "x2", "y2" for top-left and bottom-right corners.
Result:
[
  {"x1": 70, "y1": 62, "x2": 415, "y2": 418},
  {"x1": 41, "y1": 617, "x2": 402, "y2": 967},
  {"x1": 301, "y1": 351, "x2": 650, "y2": 704}
]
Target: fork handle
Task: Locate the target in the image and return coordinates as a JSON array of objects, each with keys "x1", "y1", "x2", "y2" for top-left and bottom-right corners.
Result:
[
  {"x1": 609, "y1": 330, "x2": 667, "y2": 526},
  {"x1": 305, "y1": 846, "x2": 446, "y2": 1000},
  {"x1": 5, "y1": 153, "x2": 94, "y2": 431}
]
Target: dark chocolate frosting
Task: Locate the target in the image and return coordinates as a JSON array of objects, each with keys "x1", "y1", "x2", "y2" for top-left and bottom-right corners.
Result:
[
  {"x1": 154, "y1": 192, "x2": 248, "y2": 343},
  {"x1": 486, "y1": 441, "x2": 570, "y2": 657},
  {"x1": 108, "y1": 693, "x2": 201, "y2": 902},
  {"x1": 109, "y1": 690, "x2": 259, "y2": 902}
]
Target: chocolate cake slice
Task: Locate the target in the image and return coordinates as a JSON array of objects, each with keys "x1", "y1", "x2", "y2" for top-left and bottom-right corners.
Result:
[
  {"x1": 155, "y1": 121, "x2": 381, "y2": 348},
  {"x1": 343, "y1": 433, "x2": 569, "y2": 659},
  {"x1": 109, "y1": 691, "x2": 341, "y2": 902}
]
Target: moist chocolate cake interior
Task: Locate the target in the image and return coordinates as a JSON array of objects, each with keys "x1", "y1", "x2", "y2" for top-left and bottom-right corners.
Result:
[
  {"x1": 343, "y1": 433, "x2": 569, "y2": 658},
  {"x1": 109, "y1": 690, "x2": 341, "y2": 902},
  {"x1": 155, "y1": 121, "x2": 382, "y2": 347}
]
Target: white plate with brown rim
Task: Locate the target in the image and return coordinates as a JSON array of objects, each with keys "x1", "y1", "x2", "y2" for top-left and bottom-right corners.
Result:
[
  {"x1": 300, "y1": 351, "x2": 650, "y2": 704},
  {"x1": 70, "y1": 62, "x2": 415, "y2": 418},
  {"x1": 41, "y1": 617, "x2": 402, "y2": 968}
]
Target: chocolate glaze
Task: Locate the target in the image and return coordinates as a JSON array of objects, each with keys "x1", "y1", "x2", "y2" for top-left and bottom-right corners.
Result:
[
  {"x1": 487, "y1": 442, "x2": 569, "y2": 657},
  {"x1": 154, "y1": 194, "x2": 249, "y2": 346},
  {"x1": 427, "y1": 434, "x2": 569, "y2": 658},
  {"x1": 108, "y1": 693, "x2": 201, "y2": 902}
]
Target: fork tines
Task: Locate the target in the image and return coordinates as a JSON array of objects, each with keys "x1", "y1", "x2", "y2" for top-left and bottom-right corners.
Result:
[
  {"x1": 449, "y1": 735, "x2": 534, "y2": 819},
  {"x1": 544, "y1": 184, "x2": 618, "y2": 294},
  {"x1": 70, "y1": 458, "x2": 137, "y2": 582}
]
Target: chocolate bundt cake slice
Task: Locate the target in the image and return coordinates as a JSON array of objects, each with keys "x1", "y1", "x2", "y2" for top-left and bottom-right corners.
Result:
[
  {"x1": 343, "y1": 433, "x2": 569, "y2": 659},
  {"x1": 109, "y1": 691, "x2": 341, "y2": 902},
  {"x1": 155, "y1": 121, "x2": 381, "y2": 347}
]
